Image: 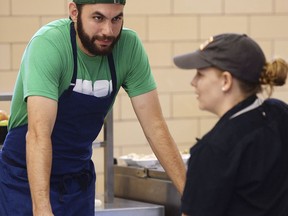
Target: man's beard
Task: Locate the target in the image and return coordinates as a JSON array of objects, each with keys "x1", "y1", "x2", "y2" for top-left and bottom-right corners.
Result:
[{"x1": 77, "y1": 17, "x2": 122, "y2": 56}]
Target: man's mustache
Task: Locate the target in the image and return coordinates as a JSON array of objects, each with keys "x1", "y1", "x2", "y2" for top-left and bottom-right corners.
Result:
[{"x1": 92, "y1": 35, "x2": 115, "y2": 42}]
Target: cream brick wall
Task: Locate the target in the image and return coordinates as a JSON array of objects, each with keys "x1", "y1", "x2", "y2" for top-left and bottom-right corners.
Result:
[{"x1": 0, "y1": 0, "x2": 288, "y2": 195}]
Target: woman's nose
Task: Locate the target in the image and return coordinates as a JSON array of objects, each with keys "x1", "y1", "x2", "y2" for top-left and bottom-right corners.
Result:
[{"x1": 191, "y1": 77, "x2": 196, "y2": 87}]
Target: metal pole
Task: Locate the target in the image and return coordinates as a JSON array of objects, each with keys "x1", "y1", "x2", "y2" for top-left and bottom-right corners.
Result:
[{"x1": 103, "y1": 110, "x2": 114, "y2": 203}]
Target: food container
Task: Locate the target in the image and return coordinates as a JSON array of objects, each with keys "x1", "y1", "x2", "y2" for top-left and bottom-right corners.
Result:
[
  {"x1": 133, "y1": 158, "x2": 160, "y2": 169},
  {"x1": 181, "y1": 154, "x2": 190, "y2": 164},
  {"x1": 119, "y1": 153, "x2": 158, "y2": 168},
  {"x1": 119, "y1": 154, "x2": 139, "y2": 167},
  {"x1": 119, "y1": 153, "x2": 190, "y2": 169}
]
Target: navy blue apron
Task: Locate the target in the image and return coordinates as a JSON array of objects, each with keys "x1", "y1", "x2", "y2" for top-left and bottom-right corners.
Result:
[{"x1": 0, "y1": 22, "x2": 117, "y2": 216}]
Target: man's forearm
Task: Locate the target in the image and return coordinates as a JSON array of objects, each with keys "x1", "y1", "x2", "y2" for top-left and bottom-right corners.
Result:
[
  {"x1": 26, "y1": 132, "x2": 53, "y2": 214},
  {"x1": 131, "y1": 90, "x2": 186, "y2": 195},
  {"x1": 146, "y1": 120, "x2": 186, "y2": 195}
]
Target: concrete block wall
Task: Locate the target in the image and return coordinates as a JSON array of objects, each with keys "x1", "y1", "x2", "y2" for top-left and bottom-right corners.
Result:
[{"x1": 0, "y1": 0, "x2": 288, "y2": 195}]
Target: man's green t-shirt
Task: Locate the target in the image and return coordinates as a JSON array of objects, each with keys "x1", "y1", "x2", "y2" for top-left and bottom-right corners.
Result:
[{"x1": 9, "y1": 19, "x2": 156, "y2": 129}]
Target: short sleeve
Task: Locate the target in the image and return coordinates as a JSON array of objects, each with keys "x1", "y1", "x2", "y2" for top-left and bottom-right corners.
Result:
[
  {"x1": 118, "y1": 30, "x2": 156, "y2": 97},
  {"x1": 22, "y1": 36, "x2": 64, "y2": 101}
]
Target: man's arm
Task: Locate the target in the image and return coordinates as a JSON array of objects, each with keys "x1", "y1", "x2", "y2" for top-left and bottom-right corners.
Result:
[
  {"x1": 26, "y1": 96, "x2": 57, "y2": 216},
  {"x1": 131, "y1": 89, "x2": 186, "y2": 194}
]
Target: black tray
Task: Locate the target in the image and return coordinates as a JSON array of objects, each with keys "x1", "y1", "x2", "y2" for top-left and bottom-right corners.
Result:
[{"x1": 0, "y1": 126, "x2": 7, "y2": 144}]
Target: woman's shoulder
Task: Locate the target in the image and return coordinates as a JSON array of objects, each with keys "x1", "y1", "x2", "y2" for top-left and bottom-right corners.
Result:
[{"x1": 264, "y1": 98, "x2": 288, "y2": 110}]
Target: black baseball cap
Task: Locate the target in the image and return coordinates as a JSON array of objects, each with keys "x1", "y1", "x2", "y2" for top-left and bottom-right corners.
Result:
[{"x1": 173, "y1": 33, "x2": 266, "y2": 83}]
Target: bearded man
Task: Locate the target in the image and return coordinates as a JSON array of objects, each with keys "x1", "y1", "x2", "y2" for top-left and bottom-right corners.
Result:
[{"x1": 0, "y1": 1, "x2": 186, "y2": 215}]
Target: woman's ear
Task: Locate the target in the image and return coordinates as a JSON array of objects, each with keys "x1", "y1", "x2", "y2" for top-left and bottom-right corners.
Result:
[
  {"x1": 69, "y1": 2, "x2": 78, "y2": 23},
  {"x1": 221, "y1": 71, "x2": 233, "y2": 92}
]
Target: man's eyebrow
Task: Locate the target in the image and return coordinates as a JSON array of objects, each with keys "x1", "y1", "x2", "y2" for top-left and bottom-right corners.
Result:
[{"x1": 91, "y1": 11, "x2": 124, "y2": 19}]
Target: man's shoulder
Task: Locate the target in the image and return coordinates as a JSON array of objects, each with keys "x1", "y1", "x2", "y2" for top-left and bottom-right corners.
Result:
[
  {"x1": 114, "y1": 27, "x2": 145, "y2": 59},
  {"x1": 28, "y1": 18, "x2": 71, "y2": 54},
  {"x1": 119, "y1": 27, "x2": 140, "y2": 42},
  {"x1": 121, "y1": 27, "x2": 138, "y2": 36},
  {"x1": 33, "y1": 18, "x2": 71, "y2": 40}
]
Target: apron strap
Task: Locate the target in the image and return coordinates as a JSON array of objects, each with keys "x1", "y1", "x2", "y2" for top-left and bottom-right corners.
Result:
[
  {"x1": 107, "y1": 53, "x2": 117, "y2": 97},
  {"x1": 69, "y1": 22, "x2": 78, "y2": 88}
]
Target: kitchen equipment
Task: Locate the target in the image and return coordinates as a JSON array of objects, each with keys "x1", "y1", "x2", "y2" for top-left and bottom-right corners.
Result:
[{"x1": 114, "y1": 165, "x2": 181, "y2": 216}]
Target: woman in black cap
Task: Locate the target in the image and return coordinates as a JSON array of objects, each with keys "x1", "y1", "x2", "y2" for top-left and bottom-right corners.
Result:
[
  {"x1": 0, "y1": 0, "x2": 186, "y2": 215},
  {"x1": 174, "y1": 33, "x2": 288, "y2": 216}
]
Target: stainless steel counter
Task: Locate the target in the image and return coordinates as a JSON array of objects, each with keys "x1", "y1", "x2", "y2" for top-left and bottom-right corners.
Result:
[
  {"x1": 114, "y1": 166, "x2": 181, "y2": 216},
  {"x1": 95, "y1": 196, "x2": 164, "y2": 216}
]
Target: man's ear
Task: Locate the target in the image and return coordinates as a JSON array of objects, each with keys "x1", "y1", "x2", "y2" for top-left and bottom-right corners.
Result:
[
  {"x1": 221, "y1": 71, "x2": 233, "y2": 92},
  {"x1": 69, "y1": 2, "x2": 78, "y2": 23}
]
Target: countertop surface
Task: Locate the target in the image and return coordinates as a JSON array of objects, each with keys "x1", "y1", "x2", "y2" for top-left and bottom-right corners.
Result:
[{"x1": 95, "y1": 196, "x2": 164, "y2": 216}]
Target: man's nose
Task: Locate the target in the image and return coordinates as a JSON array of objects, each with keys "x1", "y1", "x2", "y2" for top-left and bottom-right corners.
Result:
[{"x1": 102, "y1": 21, "x2": 113, "y2": 36}]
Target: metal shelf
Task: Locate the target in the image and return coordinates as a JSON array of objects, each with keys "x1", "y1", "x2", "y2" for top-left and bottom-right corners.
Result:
[{"x1": 0, "y1": 92, "x2": 13, "y2": 101}]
